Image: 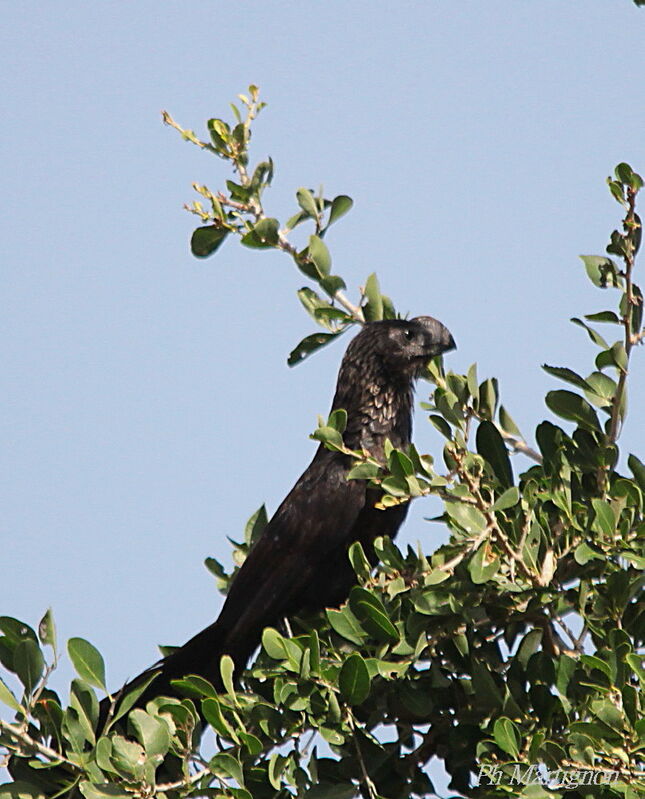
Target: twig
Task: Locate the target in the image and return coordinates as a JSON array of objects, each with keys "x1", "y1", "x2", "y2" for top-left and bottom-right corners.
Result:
[
  {"x1": 348, "y1": 718, "x2": 377, "y2": 799},
  {"x1": 156, "y1": 766, "x2": 211, "y2": 792},
  {"x1": 0, "y1": 718, "x2": 77, "y2": 770},
  {"x1": 500, "y1": 432, "x2": 542, "y2": 464}
]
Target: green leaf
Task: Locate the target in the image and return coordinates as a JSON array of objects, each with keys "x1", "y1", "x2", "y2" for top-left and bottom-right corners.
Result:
[
  {"x1": 542, "y1": 364, "x2": 590, "y2": 391},
  {"x1": 326, "y1": 607, "x2": 366, "y2": 645},
  {"x1": 316, "y1": 276, "x2": 346, "y2": 299},
  {"x1": 202, "y1": 697, "x2": 238, "y2": 741},
  {"x1": 328, "y1": 408, "x2": 347, "y2": 432},
  {"x1": 444, "y1": 501, "x2": 487, "y2": 533},
  {"x1": 67, "y1": 638, "x2": 106, "y2": 691},
  {"x1": 579, "y1": 255, "x2": 621, "y2": 288},
  {"x1": 110, "y1": 736, "x2": 145, "y2": 779},
  {"x1": 493, "y1": 717, "x2": 520, "y2": 758},
  {"x1": 128, "y1": 708, "x2": 171, "y2": 759},
  {"x1": 349, "y1": 587, "x2": 399, "y2": 643},
  {"x1": 628, "y1": 454, "x2": 645, "y2": 492},
  {"x1": 490, "y1": 486, "x2": 520, "y2": 511},
  {"x1": 296, "y1": 187, "x2": 319, "y2": 219},
  {"x1": 13, "y1": 640, "x2": 44, "y2": 693},
  {"x1": 348, "y1": 541, "x2": 372, "y2": 580},
  {"x1": 591, "y1": 498, "x2": 616, "y2": 536},
  {"x1": 262, "y1": 627, "x2": 287, "y2": 660},
  {"x1": 584, "y1": 371, "x2": 616, "y2": 407},
  {"x1": 545, "y1": 390, "x2": 601, "y2": 432},
  {"x1": 311, "y1": 425, "x2": 343, "y2": 449},
  {"x1": 363, "y1": 273, "x2": 383, "y2": 321},
  {"x1": 288, "y1": 331, "x2": 340, "y2": 366},
  {"x1": 347, "y1": 462, "x2": 381, "y2": 480},
  {"x1": 338, "y1": 653, "x2": 370, "y2": 704},
  {"x1": 110, "y1": 670, "x2": 160, "y2": 723},
  {"x1": 244, "y1": 504, "x2": 268, "y2": 545},
  {"x1": 585, "y1": 310, "x2": 620, "y2": 323},
  {"x1": 0, "y1": 618, "x2": 38, "y2": 646},
  {"x1": 78, "y1": 783, "x2": 131, "y2": 799},
  {"x1": 468, "y1": 545, "x2": 500, "y2": 584},
  {"x1": 498, "y1": 405, "x2": 521, "y2": 437},
  {"x1": 478, "y1": 378, "x2": 498, "y2": 420},
  {"x1": 240, "y1": 217, "x2": 279, "y2": 248},
  {"x1": 209, "y1": 752, "x2": 246, "y2": 788},
  {"x1": 37, "y1": 609, "x2": 56, "y2": 654},
  {"x1": 429, "y1": 414, "x2": 452, "y2": 439},
  {"x1": 476, "y1": 420, "x2": 513, "y2": 487},
  {"x1": 574, "y1": 542, "x2": 603, "y2": 565},
  {"x1": 220, "y1": 654, "x2": 237, "y2": 705},
  {"x1": 570, "y1": 317, "x2": 609, "y2": 348},
  {"x1": 308, "y1": 234, "x2": 331, "y2": 276},
  {"x1": 328, "y1": 195, "x2": 353, "y2": 227},
  {"x1": 0, "y1": 676, "x2": 22, "y2": 713},
  {"x1": 190, "y1": 225, "x2": 228, "y2": 257}
]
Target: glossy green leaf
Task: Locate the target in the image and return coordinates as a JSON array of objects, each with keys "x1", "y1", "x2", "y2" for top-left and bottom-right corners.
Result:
[
  {"x1": 468, "y1": 545, "x2": 500, "y2": 584},
  {"x1": 542, "y1": 364, "x2": 590, "y2": 391},
  {"x1": 444, "y1": 501, "x2": 487, "y2": 533},
  {"x1": 67, "y1": 638, "x2": 106, "y2": 691},
  {"x1": 128, "y1": 708, "x2": 170, "y2": 759},
  {"x1": 209, "y1": 752, "x2": 245, "y2": 788},
  {"x1": 190, "y1": 225, "x2": 228, "y2": 257},
  {"x1": 584, "y1": 371, "x2": 616, "y2": 407},
  {"x1": 14, "y1": 639, "x2": 44, "y2": 693},
  {"x1": 591, "y1": 498, "x2": 616, "y2": 536},
  {"x1": 363, "y1": 272, "x2": 383, "y2": 321},
  {"x1": 240, "y1": 217, "x2": 279, "y2": 248},
  {"x1": 288, "y1": 331, "x2": 340, "y2": 366},
  {"x1": 347, "y1": 462, "x2": 381, "y2": 480},
  {"x1": 476, "y1": 420, "x2": 513, "y2": 487},
  {"x1": 326, "y1": 607, "x2": 366, "y2": 645},
  {"x1": 493, "y1": 717, "x2": 520, "y2": 758},
  {"x1": 498, "y1": 405, "x2": 521, "y2": 436},
  {"x1": 37, "y1": 609, "x2": 56, "y2": 654},
  {"x1": 478, "y1": 378, "x2": 498, "y2": 421},
  {"x1": 78, "y1": 782, "x2": 131, "y2": 799},
  {"x1": 202, "y1": 697, "x2": 238, "y2": 741},
  {"x1": 628, "y1": 453, "x2": 645, "y2": 491},
  {"x1": 490, "y1": 486, "x2": 520, "y2": 511},
  {"x1": 219, "y1": 654, "x2": 237, "y2": 705},
  {"x1": 545, "y1": 390, "x2": 601, "y2": 432},
  {"x1": 339, "y1": 653, "x2": 370, "y2": 704},
  {"x1": 308, "y1": 234, "x2": 331, "y2": 276},
  {"x1": 262, "y1": 627, "x2": 287, "y2": 660},
  {"x1": 570, "y1": 317, "x2": 609, "y2": 348},
  {"x1": 296, "y1": 187, "x2": 319, "y2": 219},
  {"x1": 0, "y1": 676, "x2": 22, "y2": 713},
  {"x1": 244, "y1": 504, "x2": 268, "y2": 545},
  {"x1": 328, "y1": 195, "x2": 353, "y2": 227},
  {"x1": 585, "y1": 310, "x2": 620, "y2": 323},
  {"x1": 348, "y1": 541, "x2": 371, "y2": 580},
  {"x1": 349, "y1": 587, "x2": 399, "y2": 643},
  {"x1": 579, "y1": 255, "x2": 621, "y2": 288}
]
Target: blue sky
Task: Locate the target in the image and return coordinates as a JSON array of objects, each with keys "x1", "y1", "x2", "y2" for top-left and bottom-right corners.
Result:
[{"x1": 2, "y1": 2, "x2": 644, "y2": 792}]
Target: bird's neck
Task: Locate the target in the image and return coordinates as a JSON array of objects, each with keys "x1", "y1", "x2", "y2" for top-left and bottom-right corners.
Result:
[{"x1": 331, "y1": 366, "x2": 414, "y2": 457}]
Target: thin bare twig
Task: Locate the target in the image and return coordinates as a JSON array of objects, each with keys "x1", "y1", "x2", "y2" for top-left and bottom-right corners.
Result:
[
  {"x1": 0, "y1": 719, "x2": 77, "y2": 770},
  {"x1": 500, "y1": 432, "x2": 543, "y2": 464}
]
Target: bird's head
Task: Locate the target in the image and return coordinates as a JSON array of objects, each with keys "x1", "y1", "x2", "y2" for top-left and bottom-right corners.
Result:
[{"x1": 357, "y1": 316, "x2": 456, "y2": 380}]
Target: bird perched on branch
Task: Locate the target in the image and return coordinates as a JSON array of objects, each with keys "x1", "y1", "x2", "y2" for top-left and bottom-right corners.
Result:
[{"x1": 106, "y1": 316, "x2": 455, "y2": 714}]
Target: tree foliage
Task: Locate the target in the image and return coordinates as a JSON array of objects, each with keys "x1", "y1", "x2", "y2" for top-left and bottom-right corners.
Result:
[{"x1": 1, "y1": 88, "x2": 643, "y2": 799}]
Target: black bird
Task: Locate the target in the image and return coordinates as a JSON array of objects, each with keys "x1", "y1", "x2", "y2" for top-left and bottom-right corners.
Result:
[{"x1": 108, "y1": 316, "x2": 455, "y2": 713}]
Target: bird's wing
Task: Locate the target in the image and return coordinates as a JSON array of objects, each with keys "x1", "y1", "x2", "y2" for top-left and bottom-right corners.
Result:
[{"x1": 214, "y1": 447, "x2": 368, "y2": 653}]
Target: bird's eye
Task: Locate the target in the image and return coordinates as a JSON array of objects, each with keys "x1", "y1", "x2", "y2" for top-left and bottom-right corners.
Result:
[{"x1": 404, "y1": 329, "x2": 415, "y2": 341}]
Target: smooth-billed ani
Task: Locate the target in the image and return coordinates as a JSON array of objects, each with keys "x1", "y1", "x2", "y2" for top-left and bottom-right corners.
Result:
[{"x1": 108, "y1": 316, "x2": 455, "y2": 712}]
